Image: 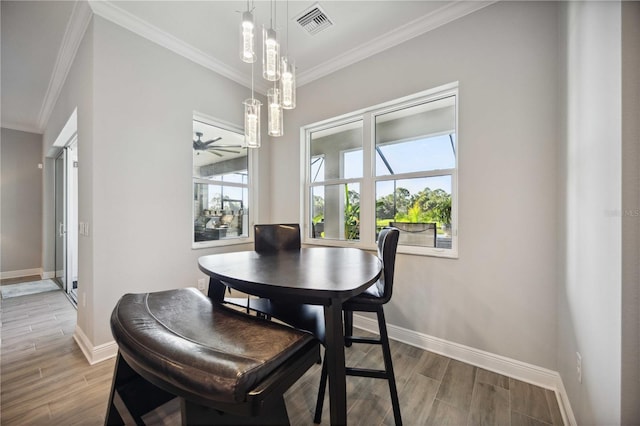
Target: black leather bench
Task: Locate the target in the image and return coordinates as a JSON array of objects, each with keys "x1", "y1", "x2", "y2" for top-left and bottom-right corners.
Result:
[{"x1": 105, "y1": 288, "x2": 320, "y2": 425}]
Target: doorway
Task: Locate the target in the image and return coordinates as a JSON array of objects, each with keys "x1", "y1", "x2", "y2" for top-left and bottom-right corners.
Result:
[{"x1": 54, "y1": 138, "x2": 78, "y2": 304}]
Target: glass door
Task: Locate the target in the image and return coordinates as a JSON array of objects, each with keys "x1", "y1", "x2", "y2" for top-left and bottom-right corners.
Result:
[
  {"x1": 54, "y1": 141, "x2": 78, "y2": 304},
  {"x1": 54, "y1": 151, "x2": 66, "y2": 289},
  {"x1": 67, "y1": 140, "x2": 78, "y2": 302}
]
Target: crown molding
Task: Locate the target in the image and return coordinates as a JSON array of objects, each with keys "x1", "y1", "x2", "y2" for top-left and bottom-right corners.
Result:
[
  {"x1": 1, "y1": 121, "x2": 43, "y2": 134},
  {"x1": 37, "y1": 0, "x2": 93, "y2": 131},
  {"x1": 87, "y1": 1, "x2": 494, "y2": 94},
  {"x1": 87, "y1": 1, "x2": 270, "y2": 95},
  {"x1": 34, "y1": 0, "x2": 495, "y2": 120},
  {"x1": 297, "y1": 1, "x2": 498, "y2": 87}
]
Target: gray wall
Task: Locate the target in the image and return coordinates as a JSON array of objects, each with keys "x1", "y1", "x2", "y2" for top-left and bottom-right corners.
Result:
[
  {"x1": 43, "y1": 16, "x2": 270, "y2": 346},
  {"x1": 1, "y1": 128, "x2": 43, "y2": 275},
  {"x1": 271, "y1": 1, "x2": 560, "y2": 370},
  {"x1": 43, "y1": 18, "x2": 94, "y2": 337},
  {"x1": 556, "y1": 1, "x2": 640, "y2": 424}
]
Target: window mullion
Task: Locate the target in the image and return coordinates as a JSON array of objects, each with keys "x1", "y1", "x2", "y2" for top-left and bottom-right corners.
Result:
[
  {"x1": 359, "y1": 113, "x2": 375, "y2": 245},
  {"x1": 308, "y1": 177, "x2": 361, "y2": 187},
  {"x1": 374, "y1": 168, "x2": 456, "y2": 183},
  {"x1": 193, "y1": 178, "x2": 248, "y2": 189}
]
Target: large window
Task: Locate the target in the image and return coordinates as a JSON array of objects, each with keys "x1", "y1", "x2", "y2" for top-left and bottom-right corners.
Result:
[
  {"x1": 192, "y1": 116, "x2": 252, "y2": 247},
  {"x1": 303, "y1": 83, "x2": 458, "y2": 256}
]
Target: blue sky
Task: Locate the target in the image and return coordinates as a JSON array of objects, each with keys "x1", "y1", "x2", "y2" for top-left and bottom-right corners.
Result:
[{"x1": 343, "y1": 134, "x2": 455, "y2": 196}]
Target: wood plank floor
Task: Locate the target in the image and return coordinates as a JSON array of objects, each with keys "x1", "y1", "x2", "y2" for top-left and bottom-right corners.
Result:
[{"x1": 0, "y1": 289, "x2": 564, "y2": 425}]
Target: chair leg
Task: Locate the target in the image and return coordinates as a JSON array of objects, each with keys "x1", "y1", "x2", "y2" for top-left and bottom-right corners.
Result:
[
  {"x1": 105, "y1": 353, "x2": 129, "y2": 425},
  {"x1": 313, "y1": 354, "x2": 329, "y2": 424},
  {"x1": 344, "y1": 310, "x2": 353, "y2": 347},
  {"x1": 377, "y1": 308, "x2": 402, "y2": 426}
]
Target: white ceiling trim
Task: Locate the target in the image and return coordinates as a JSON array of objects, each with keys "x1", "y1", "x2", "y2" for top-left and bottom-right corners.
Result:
[
  {"x1": 87, "y1": 1, "x2": 270, "y2": 94},
  {"x1": 37, "y1": 0, "x2": 93, "y2": 132},
  {"x1": 297, "y1": 1, "x2": 497, "y2": 86},
  {"x1": 1, "y1": 121, "x2": 44, "y2": 135}
]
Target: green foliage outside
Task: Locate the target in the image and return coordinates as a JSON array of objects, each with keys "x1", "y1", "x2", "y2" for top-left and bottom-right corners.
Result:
[
  {"x1": 344, "y1": 185, "x2": 360, "y2": 240},
  {"x1": 376, "y1": 187, "x2": 451, "y2": 230},
  {"x1": 312, "y1": 185, "x2": 450, "y2": 239}
]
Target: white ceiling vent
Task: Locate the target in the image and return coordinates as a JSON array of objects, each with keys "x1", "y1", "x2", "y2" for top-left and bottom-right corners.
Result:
[{"x1": 295, "y1": 3, "x2": 333, "y2": 35}]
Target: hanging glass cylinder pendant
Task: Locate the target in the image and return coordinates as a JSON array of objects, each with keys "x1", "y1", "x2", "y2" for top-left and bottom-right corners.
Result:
[
  {"x1": 280, "y1": 57, "x2": 296, "y2": 109},
  {"x1": 243, "y1": 98, "x2": 261, "y2": 148},
  {"x1": 267, "y1": 87, "x2": 283, "y2": 137},
  {"x1": 263, "y1": 27, "x2": 280, "y2": 81},
  {"x1": 240, "y1": 11, "x2": 256, "y2": 63}
]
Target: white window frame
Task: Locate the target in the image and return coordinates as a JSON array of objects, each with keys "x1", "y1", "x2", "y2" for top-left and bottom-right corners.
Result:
[
  {"x1": 301, "y1": 82, "x2": 458, "y2": 258},
  {"x1": 192, "y1": 112, "x2": 259, "y2": 249}
]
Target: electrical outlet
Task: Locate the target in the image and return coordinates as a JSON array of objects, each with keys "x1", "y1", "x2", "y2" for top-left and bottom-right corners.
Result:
[
  {"x1": 576, "y1": 352, "x2": 582, "y2": 383},
  {"x1": 197, "y1": 278, "x2": 206, "y2": 291}
]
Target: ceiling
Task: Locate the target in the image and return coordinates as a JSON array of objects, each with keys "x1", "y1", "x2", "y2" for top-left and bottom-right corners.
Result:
[{"x1": 1, "y1": 0, "x2": 493, "y2": 134}]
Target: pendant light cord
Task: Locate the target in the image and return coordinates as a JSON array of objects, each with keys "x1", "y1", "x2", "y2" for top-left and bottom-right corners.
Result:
[{"x1": 270, "y1": 0, "x2": 273, "y2": 29}]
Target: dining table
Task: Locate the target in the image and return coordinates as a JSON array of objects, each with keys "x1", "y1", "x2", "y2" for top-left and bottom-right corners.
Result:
[{"x1": 198, "y1": 246, "x2": 383, "y2": 426}]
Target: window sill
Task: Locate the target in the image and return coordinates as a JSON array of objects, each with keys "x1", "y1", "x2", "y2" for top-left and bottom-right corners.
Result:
[
  {"x1": 192, "y1": 238, "x2": 253, "y2": 250},
  {"x1": 303, "y1": 238, "x2": 458, "y2": 259}
]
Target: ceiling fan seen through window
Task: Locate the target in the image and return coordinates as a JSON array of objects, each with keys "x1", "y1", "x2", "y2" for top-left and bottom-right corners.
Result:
[{"x1": 193, "y1": 131, "x2": 242, "y2": 157}]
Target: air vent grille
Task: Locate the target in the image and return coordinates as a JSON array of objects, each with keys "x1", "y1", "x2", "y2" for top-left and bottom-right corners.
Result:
[{"x1": 296, "y1": 4, "x2": 333, "y2": 35}]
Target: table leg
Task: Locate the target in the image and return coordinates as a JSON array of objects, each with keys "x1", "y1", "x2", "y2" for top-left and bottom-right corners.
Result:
[
  {"x1": 324, "y1": 301, "x2": 347, "y2": 425},
  {"x1": 207, "y1": 277, "x2": 226, "y2": 302}
]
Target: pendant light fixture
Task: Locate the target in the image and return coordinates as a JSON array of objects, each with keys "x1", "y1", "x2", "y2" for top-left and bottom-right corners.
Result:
[
  {"x1": 240, "y1": 0, "x2": 297, "y2": 146},
  {"x1": 280, "y1": 1, "x2": 296, "y2": 109},
  {"x1": 262, "y1": 0, "x2": 280, "y2": 81},
  {"x1": 243, "y1": 62, "x2": 261, "y2": 148},
  {"x1": 280, "y1": 57, "x2": 295, "y2": 109},
  {"x1": 267, "y1": 85, "x2": 283, "y2": 136},
  {"x1": 240, "y1": 1, "x2": 255, "y2": 63}
]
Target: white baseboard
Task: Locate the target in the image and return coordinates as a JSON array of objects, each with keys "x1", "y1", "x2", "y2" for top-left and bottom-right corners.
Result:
[
  {"x1": 0, "y1": 268, "x2": 42, "y2": 279},
  {"x1": 41, "y1": 270, "x2": 55, "y2": 279},
  {"x1": 353, "y1": 314, "x2": 577, "y2": 426},
  {"x1": 554, "y1": 373, "x2": 578, "y2": 426},
  {"x1": 73, "y1": 325, "x2": 118, "y2": 365}
]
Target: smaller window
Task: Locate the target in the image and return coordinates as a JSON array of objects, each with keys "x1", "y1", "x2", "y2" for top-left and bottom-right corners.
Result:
[{"x1": 192, "y1": 117, "x2": 251, "y2": 247}]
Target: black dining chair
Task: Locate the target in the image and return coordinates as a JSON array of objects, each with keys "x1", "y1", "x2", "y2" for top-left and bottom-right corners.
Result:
[
  {"x1": 314, "y1": 227, "x2": 402, "y2": 425},
  {"x1": 254, "y1": 223, "x2": 301, "y2": 253},
  {"x1": 224, "y1": 224, "x2": 301, "y2": 313}
]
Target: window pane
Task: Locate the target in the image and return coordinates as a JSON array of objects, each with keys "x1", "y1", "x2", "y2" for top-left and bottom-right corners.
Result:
[
  {"x1": 311, "y1": 183, "x2": 360, "y2": 241},
  {"x1": 193, "y1": 120, "x2": 247, "y2": 180},
  {"x1": 376, "y1": 176, "x2": 452, "y2": 249},
  {"x1": 310, "y1": 121, "x2": 363, "y2": 181},
  {"x1": 343, "y1": 149, "x2": 363, "y2": 179},
  {"x1": 194, "y1": 183, "x2": 248, "y2": 242},
  {"x1": 310, "y1": 155, "x2": 325, "y2": 183},
  {"x1": 375, "y1": 96, "x2": 455, "y2": 176}
]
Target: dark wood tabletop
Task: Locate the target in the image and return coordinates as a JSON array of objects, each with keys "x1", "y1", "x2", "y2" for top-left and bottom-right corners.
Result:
[
  {"x1": 198, "y1": 247, "x2": 382, "y2": 303},
  {"x1": 198, "y1": 247, "x2": 383, "y2": 425}
]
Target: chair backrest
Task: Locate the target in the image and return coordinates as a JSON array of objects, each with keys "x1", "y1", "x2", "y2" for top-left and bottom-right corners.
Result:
[
  {"x1": 254, "y1": 224, "x2": 301, "y2": 253},
  {"x1": 376, "y1": 227, "x2": 400, "y2": 303}
]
